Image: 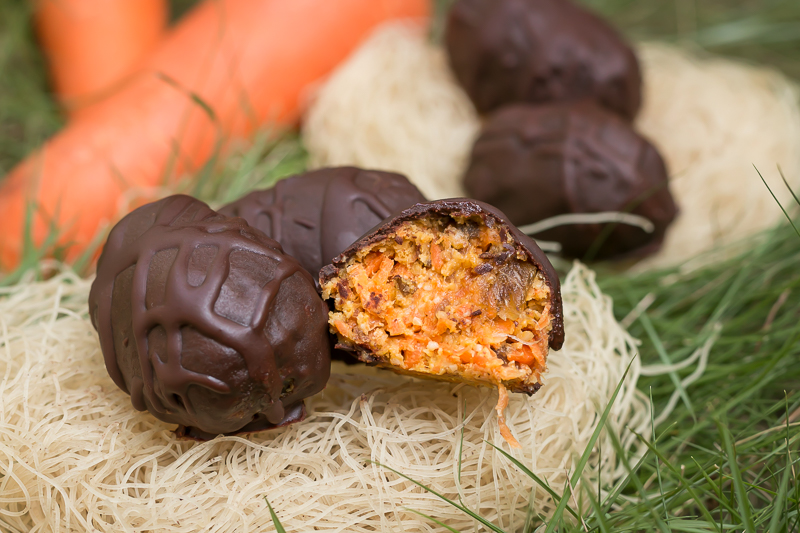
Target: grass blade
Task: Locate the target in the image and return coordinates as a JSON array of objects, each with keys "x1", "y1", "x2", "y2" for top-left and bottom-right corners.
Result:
[
  {"x1": 369, "y1": 460, "x2": 509, "y2": 533},
  {"x1": 689, "y1": 457, "x2": 737, "y2": 518},
  {"x1": 264, "y1": 497, "x2": 287, "y2": 533},
  {"x1": 634, "y1": 431, "x2": 721, "y2": 528},
  {"x1": 778, "y1": 165, "x2": 800, "y2": 209},
  {"x1": 636, "y1": 311, "x2": 695, "y2": 418},
  {"x1": 716, "y1": 418, "x2": 756, "y2": 532},
  {"x1": 485, "y1": 440, "x2": 580, "y2": 521},
  {"x1": 522, "y1": 487, "x2": 541, "y2": 533},
  {"x1": 767, "y1": 396, "x2": 793, "y2": 533},
  {"x1": 599, "y1": 435, "x2": 655, "y2": 513},
  {"x1": 544, "y1": 358, "x2": 634, "y2": 533},
  {"x1": 755, "y1": 165, "x2": 800, "y2": 239},
  {"x1": 606, "y1": 425, "x2": 671, "y2": 533},
  {"x1": 583, "y1": 481, "x2": 612, "y2": 533},
  {"x1": 404, "y1": 507, "x2": 462, "y2": 533},
  {"x1": 155, "y1": 71, "x2": 219, "y2": 124},
  {"x1": 651, "y1": 388, "x2": 668, "y2": 519}
]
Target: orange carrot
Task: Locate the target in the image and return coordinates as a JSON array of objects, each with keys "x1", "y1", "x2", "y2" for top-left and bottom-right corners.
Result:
[
  {"x1": 0, "y1": 0, "x2": 429, "y2": 271},
  {"x1": 507, "y1": 345, "x2": 536, "y2": 367},
  {"x1": 35, "y1": 0, "x2": 169, "y2": 116},
  {"x1": 430, "y1": 242, "x2": 443, "y2": 271}
]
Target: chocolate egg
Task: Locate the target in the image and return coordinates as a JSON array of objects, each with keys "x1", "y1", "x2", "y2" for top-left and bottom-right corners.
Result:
[
  {"x1": 445, "y1": 0, "x2": 642, "y2": 120},
  {"x1": 88, "y1": 195, "x2": 331, "y2": 439},
  {"x1": 463, "y1": 102, "x2": 677, "y2": 259},
  {"x1": 219, "y1": 167, "x2": 427, "y2": 285}
]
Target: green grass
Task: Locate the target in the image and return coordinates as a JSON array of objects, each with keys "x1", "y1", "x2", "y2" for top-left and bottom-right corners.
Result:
[
  {"x1": 1, "y1": 0, "x2": 799, "y2": 531},
  {"x1": 591, "y1": 215, "x2": 800, "y2": 532},
  {"x1": 584, "y1": 0, "x2": 800, "y2": 78}
]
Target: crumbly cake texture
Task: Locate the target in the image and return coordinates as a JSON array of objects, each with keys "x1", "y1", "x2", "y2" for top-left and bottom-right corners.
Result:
[{"x1": 320, "y1": 199, "x2": 564, "y2": 447}]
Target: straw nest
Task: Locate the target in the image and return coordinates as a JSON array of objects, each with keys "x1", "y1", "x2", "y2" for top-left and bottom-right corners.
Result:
[{"x1": 0, "y1": 262, "x2": 648, "y2": 532}]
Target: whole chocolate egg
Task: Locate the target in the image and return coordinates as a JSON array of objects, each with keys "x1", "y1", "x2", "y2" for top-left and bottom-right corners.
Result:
[
  {"x1": 445, "y1": 0, "x2": 642, "y2": 120},
  {"x1": 463, "y1": 102, "x2": 677, "y2": 259},
  {"x1": 219, "y1": 166, "x2": 427, "y2": 284},
  {"x1": 88, "y1": 195, "x2": 331, "y2": 439}
]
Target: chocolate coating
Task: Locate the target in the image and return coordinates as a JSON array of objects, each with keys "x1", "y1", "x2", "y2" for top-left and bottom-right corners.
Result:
[
  {"x1": 464, "y1": 102, "x2": 677, "y2": 259},
  {"x1": 88, "y1": 195, "x2": 331, "y2": 439},
  {"x1": 219, "y1": 167, "x2": 427, "y2": 284},
  {"x1": 321, "y1": 198, "x2": 564, "y2": 352},
  {"x1": 445, "y1": 0, "x2": 641, "y2": 120}
]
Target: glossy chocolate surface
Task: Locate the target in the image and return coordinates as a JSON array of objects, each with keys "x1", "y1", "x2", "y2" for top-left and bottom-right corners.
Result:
[
  {"x1": 464, "y1": 102, "x2": 677, "y2": 259},
  {"x1": 321, "y1": 198, "x2": 564, "y2": 352},
  {"x1": 445, "y1": 0, "x2": 641, "y2": 120},
  {"x1": 219, "y1": 167, "x2": 427, "y2": 284},
  {"x1": 88, "y1": 195, "x2": 331, "y2": 439}
]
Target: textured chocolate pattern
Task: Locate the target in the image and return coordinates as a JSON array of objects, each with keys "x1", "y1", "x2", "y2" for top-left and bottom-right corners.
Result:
[
  {"x1": 445, "y1": 0, "x2": 641, "y2": 120},
  {"x1": 464, "y1": 102, "x2": 677, "y2": 259},
  {"x1": 88, "y1": 195, "x2": 331, "y2": 439},
  {"x1": 219, "y1": 167, "x2": 427, "y2": 284}
]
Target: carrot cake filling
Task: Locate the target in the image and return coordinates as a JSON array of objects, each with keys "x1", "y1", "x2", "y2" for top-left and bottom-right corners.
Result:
[{"x1": 321, "y1": 215, "x2": 554, "y2": 397}]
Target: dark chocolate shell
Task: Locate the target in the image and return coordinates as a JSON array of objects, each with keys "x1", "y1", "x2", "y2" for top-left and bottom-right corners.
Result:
[
  {"x1": 219, "y1": 166, "x2": 427, "y2": 284},
  {"x1": 445, "y1": 0, "x2": 642, "y2": 120},
  {"x1": 88, "y1": 195, "x2": 331, "y2": 439},
  {"x1": 464, "y1": 102, "x2": 677, "y2": 259}
]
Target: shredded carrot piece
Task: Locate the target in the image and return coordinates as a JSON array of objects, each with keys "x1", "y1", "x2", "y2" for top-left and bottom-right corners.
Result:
[
  {"x1": 334, "y1": 320, "x2": 354, "y2": 340},
  {"x1": 364, "y1": 252, "x2": 383, "y2": 274},
  {"x1": 495, "y1": 383, "x2": 521, "y2": 449},
  {"x1": 430, "y1": 242, "x2": 443, "y2": 271},
  {"x1": 508, "y1": 344, "x2": 536, "y2": 367}
]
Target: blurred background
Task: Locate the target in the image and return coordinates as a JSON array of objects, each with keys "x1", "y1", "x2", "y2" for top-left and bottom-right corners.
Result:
[{"x1": 2, "y1": 0, "x2": 800, "y2": 178}]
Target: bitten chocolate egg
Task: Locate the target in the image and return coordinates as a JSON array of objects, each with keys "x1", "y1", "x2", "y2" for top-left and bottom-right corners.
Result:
[
  {"x1": 88, "y1": 195, "x2": 331, "y2": 439},
  {"x1": 463, "y1": 102, "x2": 677, "y2": 259},
  {"x1": 445, "y1": 0, "x2": 642, "y2": 120},
  {"x1": 320, "y1": 198, "x2": 564, "y2": 447},
  {"x1": 320, "y1": 198, "x2": 563, "y2": 393},
  {"x1": 219, "y1": 167, "x2": 427, "y2": 284}
]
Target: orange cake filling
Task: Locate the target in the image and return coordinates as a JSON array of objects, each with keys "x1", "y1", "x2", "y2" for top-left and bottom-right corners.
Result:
[{"x1": 322, "y1": 215, "x2": 554, "y2": 393}]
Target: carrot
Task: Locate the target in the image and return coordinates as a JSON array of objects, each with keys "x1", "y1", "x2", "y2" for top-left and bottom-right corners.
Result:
[
  {"x1": 430, "y1": 242, "x2": 443, "y2": 271},
  {"x1": 35, "y1": 0, "x2": 169, "y2": 116},
  {"x1": 507, "y1": 345, "x2": 536, "y2": 367},
  {"x1": 0, "y1": 0, "x2": 429, "y2": 271}
]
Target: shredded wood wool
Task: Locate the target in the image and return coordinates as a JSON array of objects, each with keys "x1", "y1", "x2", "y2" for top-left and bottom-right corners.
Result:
[
  {"x1": 303, "y1": 23, "x2": 800, "y2": 270},
  {"x1": 303, "y1": 22, "x2": 479, "y2": 200},
  {"x1": 633, "y1": 43, "x2": 800, "y2": 270},
  {"x1": 0, "y1": 262, "x2": 648, "y2": 532}
]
